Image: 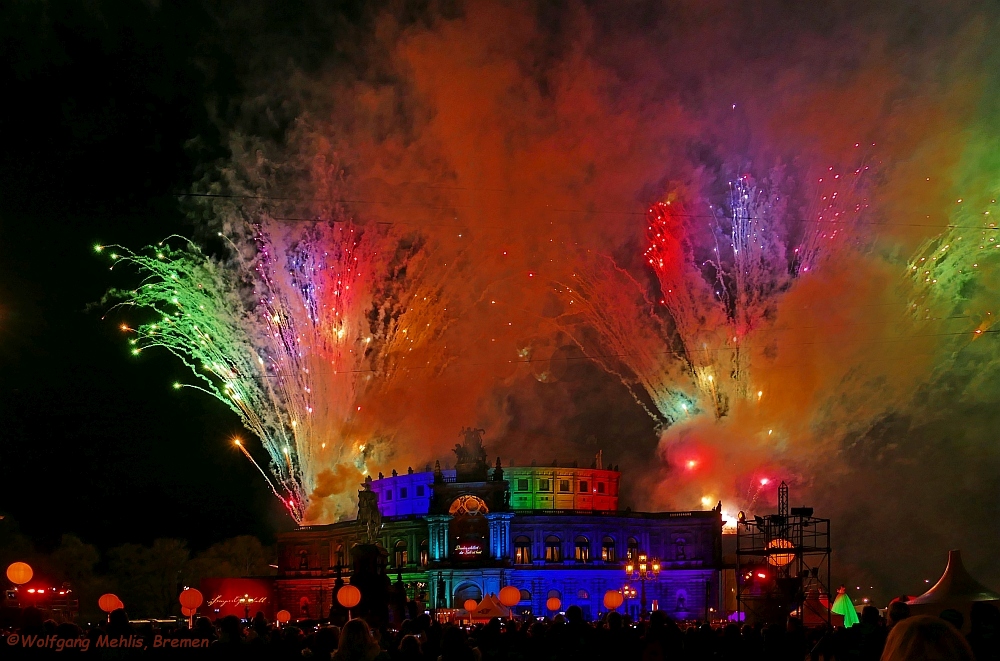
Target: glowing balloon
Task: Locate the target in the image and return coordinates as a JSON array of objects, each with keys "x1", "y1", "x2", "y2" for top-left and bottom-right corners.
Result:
[
  {"x1": 546, "y1": 597, "x2": 561, "y2": 612},
  {"x1": 276, "y1": 610, "x2": 291, "y2": 623},
  {"x1": 463, "y1": 599, "x2": 479, "y2": 612},
  {"x1": 99, "y1": 594, "x2": 123, "y2": 613},
  {"x1": 498, "y1": 586, "x2": 521, "y2": 608},
  {"x1": 179, "y1": 588, "x2": 203, "y2": 610},
  {"x1": 337, "y1": 584, "x2": 361, "y2": 609},
  {"x1": 603, "y1": 590, "x2": 624, "y2": 611},
  {"x1": 6, "y1": 562, "x2": 32, "y2": 585}
]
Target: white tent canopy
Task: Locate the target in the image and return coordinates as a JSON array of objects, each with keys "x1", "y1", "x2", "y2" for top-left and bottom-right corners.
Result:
[
  {"x1": 469, "y1": 594, "x2": 510, "y2": 621},
  {"x1": 904, "y1": 549, "x2": 1000, "y2": 631},
  {"x1": 909, "y1": 550, "x2": 1000, "y2": 606}
]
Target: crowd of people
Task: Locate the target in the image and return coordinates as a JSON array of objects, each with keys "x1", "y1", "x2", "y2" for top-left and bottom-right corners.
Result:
[{"x1": 3, "y1": 600, "x2": 999, "y2": 660}]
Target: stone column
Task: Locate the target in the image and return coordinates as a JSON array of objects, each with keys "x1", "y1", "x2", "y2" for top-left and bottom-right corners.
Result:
[
  {"x1": 426, "y1": 514, "x2": 452, "y2": 562},
  {"x1": 485, "y1": 512, "x2": 515, "y2": 560}
]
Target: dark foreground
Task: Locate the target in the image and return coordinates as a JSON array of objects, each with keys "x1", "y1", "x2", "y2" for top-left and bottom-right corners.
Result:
[{"x1": 3, "y1": 602, "x2": 999, "y2": 660}]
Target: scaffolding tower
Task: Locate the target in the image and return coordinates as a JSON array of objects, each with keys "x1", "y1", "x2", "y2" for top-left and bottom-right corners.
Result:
[{"x1": 735, "y1": 482, "x2": 831, "y2": 626}]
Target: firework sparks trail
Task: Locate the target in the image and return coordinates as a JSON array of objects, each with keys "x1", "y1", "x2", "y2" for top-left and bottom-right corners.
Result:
[
  {"x1": 555, "y1": 257, "x2": 695, "y2": 423},
  {"x1": 905, "y1": 193, "x2": 1000, "y2": 337},
  {"x1": 100, "y1": 216, "x2": 450, "y2": 524},
  {"x1": 562, "y1": 159, "x2": 874, "y2": 427},
  {"x1": 795, "y1": 160, "x2": 873, "y2": 276}
]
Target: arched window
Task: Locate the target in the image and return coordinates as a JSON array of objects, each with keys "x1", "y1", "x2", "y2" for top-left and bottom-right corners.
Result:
[
  {"x1": 419, "y1": 539, "x2": 429, "y2": 567},
  {"x1": 627, "y1": 537, "x2": 639, "y2": 560},
  {"x1": 454, "y1": 583, "x2": 482, "y2": 606},
  {"x1": 394, "y1": 540, "x2": 408, "y2": 568},
  {"x1": 515, "y1": 536, "x2": 532, "y2": 564},
  {"x1": 519, "y1": 589, "x2": 532, "y2": 602},
  {"x1": 545, "y1": 536, "x2": 562, "y2": 563},
  {"x1": 602, "y1": 537, "x2": 616, "y2": 562},
  {"x1": 574, "y1": 536, "x2": 590, "y2": 563},
  {"x1": 298, "y1": 549, "x2": 309, "y2": 570},
  {"x1": 547, "y1": 589, "x2": 561, "y2": 599},
  {"x1": 577, "y1": 589, "x2": 589, "y2": 599}
]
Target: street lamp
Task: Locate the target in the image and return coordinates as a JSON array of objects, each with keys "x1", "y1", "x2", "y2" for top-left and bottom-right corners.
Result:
[
  {"x1": 622, "y1": 584, "x2": 637, "y2": 618},
  {"x1": 625, "y1": 553, "x2": 660, "y2": 616}
]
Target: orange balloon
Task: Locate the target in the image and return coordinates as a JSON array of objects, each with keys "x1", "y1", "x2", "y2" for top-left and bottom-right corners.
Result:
[
  {"x1": 99, "y1": 594, "x2": 123, "y2": 613},
  {"x1": 498, "y1": 586, "x2": 521, "y2": 608},
  {"x1": 336, "y1": 584, "x2": 361, "y2": 609},
  {"x1": 181, "y1": 607, "x2": 195, "y2": 617},
  {"x1": 6, "y1": 562, "x2": 32, "y2": 585},
  {"x1": 179, "y1": 588, "x2": 203, "y2": 610},
  {"x1": 603, "y1": 590, "x2": 624, "y2": 611},
  {"x1": 463, "y1": 599, "x2": 479, "y2": 612},
  {"x1": 546, "y1": 597, "x2": 561, "y2": 612},
  {"x1": 276, "y1": 610, "x2": 291, "y2": 623}
]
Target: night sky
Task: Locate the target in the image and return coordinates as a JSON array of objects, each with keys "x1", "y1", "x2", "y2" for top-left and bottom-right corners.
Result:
[
  {"x1": 0, "y1": 1, "x2": 287, "y2": 548},
  {"x1": 2, "y1": 0, "x2": 1000, "y2": 603}
]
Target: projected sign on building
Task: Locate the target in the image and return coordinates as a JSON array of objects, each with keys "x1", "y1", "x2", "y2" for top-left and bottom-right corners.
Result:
[{"x1": 454, "y1": 543, "x2": 484, "y2": 558}]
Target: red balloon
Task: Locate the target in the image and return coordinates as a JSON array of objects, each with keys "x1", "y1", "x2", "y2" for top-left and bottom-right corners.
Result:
[
  {"x1": 179, "y1": 588, "x2": 203, "y2": 610},
  {"x1": 99, "y1": 594, "x2": 123, "y2": 613}
]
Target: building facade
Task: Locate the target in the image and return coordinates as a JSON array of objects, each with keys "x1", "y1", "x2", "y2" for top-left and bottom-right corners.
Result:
[{"x1": 275, "y1": 432, "x2": 723, "y2": 622}]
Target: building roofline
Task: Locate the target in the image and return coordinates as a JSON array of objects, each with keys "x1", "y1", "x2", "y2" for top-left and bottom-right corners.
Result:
[{"x1": 289, "y1": 508, "x2": 720, "y2": 534}]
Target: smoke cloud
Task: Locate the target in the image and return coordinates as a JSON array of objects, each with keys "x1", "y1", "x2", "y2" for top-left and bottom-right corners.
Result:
[{"x1": 190, "y1": 0, "x2": 1000, "y2": 600}]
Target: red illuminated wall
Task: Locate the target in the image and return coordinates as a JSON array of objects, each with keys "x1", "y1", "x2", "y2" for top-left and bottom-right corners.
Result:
[{"x1": 200, "y1": 578, "x2": 275, "y2": 620}]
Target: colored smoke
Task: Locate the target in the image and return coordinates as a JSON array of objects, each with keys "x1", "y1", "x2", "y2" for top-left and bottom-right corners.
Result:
[{"x1": 142, "y1": 0, "x2": 1000, "y2": 599}]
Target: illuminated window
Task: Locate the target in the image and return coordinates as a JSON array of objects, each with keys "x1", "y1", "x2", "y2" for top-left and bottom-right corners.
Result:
[
  {"x1": 400, "y1": 487, "x2": 407, "y2": 499},
  {"x1": 517, "y1": 479, "x2": 529, "y2": 491},
  {"x1": 627, "y1": 538, "x2": 639, "y2": 560},
  {"x1": 545, "y1": 536, "x2": 562, "y2": 562},
  {"x1": 515, "y1": 536, "x2": 532, "y2": 564},
  {"x1": 419, "y1": 539, "x2": 429, "y2": 567},
  {"x1": 298, "y1": 550, "x2": 309, "y2": 570},
  {"x1": 539, "y1": 479, "x2": 551, "y2": 492},
  {"x1": 597, "y1": 482, "x2": 606, "y2": 494},
  {"x1": 579, "y1": 481, "x2": 589, "y2": 493},
  {"x1": 574, "y1": 536, "x2": 590, "y2": 563},
  {"x1": 602, "y1": 537, "x2": 616, "y2": 562},
  {"x1": 559, "y1": 480, "x2": 570, "y2": 492},
  {"x1": 394, "y1": 540, "x2": 408, "y2": 568}
]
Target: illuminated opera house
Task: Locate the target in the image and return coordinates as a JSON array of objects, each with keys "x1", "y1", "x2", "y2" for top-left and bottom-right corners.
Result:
[{"x1": 273, "y1": 429, "x2": 724, "y2": 621}]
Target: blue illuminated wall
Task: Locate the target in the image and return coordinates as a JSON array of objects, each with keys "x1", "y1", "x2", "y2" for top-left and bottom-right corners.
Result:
[
  {"x1": 369, "y1": 470, "x2": 444, "y2": 517},
  {"x1": 369, "y1": 465, "x2": 621, "y2": 517}
]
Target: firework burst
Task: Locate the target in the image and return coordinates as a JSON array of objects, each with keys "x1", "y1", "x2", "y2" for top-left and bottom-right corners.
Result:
[
  {"x1": 560, "y1": 159, "x2": 873, "y2": 427},
  {"x1": 101, "y1": 216, "x2": 450, "y2": 524}
]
